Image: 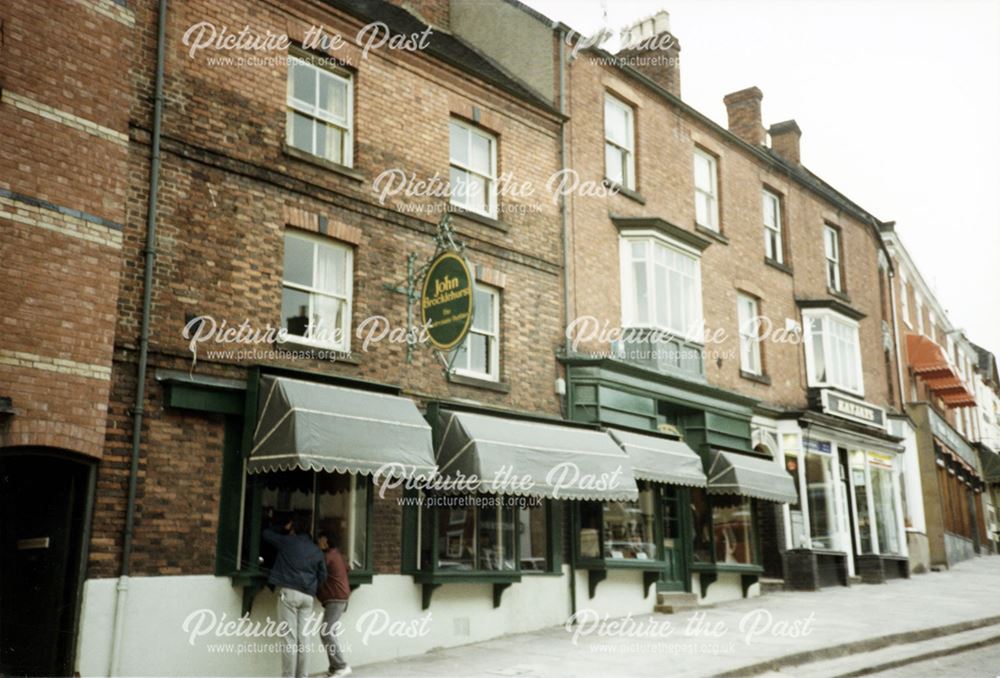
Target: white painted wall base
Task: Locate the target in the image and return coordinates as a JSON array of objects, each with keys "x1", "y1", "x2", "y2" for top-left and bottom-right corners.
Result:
[
  {"x1": 694, "y1": 572, "x2": 758, "y2": 606},
  {"x1": 77, "y1": 571, "x2": 574, "y2": 676}
]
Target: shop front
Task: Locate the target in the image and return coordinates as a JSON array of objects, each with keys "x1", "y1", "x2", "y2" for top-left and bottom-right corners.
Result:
[
  {"x1": 909, "y1": 402, "x2": 987, "y2": 567},
  {"x1": 562, "y1": 356, "x2": 797, "y2": 604},
  {"x1": 779, "y1": 393, "x2": 908, "y2": 589}
]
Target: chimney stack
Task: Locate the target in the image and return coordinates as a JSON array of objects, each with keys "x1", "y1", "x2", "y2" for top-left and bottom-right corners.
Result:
[
  {"x1": 723, "y1": 86, "x2": 765, "y2": 146},
  {"x1": 617, "y1": 11, "x2": 681, "y2": 98},
  {"x1": 769, "y1": 120, "x2": 802, "y2": 164}
]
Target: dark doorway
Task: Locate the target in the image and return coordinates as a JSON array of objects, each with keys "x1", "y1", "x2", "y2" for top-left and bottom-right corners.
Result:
[{"x1": 0, "y1": 451, "x2": 93, "y2": 676}]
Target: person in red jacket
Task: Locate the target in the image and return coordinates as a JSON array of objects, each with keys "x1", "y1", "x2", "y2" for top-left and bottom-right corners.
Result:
[{"x1": 316, "y1": 529, "x2": 351, "y2": 677}]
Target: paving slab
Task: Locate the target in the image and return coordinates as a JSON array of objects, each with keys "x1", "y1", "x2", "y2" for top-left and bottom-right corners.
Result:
[{"x1": 356, "y1": 557, "x2": 1000, "y2": 678}]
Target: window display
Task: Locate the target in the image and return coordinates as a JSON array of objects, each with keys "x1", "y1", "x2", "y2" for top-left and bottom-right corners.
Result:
[
  {"x1": 804, "y1": 442, "x2": 836, "y2": 549},
  {"x1": 712, "y1": 495, "x2": 755, "y2": 564}
]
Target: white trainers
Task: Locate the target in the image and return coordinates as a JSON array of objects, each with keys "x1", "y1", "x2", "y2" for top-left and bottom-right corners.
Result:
[{"x1": 331, "y1": 667, "x2": 352, "y2": 677}]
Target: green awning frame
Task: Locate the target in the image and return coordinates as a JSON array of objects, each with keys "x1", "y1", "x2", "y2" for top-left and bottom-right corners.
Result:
[
  {"x1": 433, "y1": 409, "x2": 639, "y2": 501},
  {"x1": 249, "y1": 375, "x2": 436, "y2": 479},
  {"x1": 608, "y1": 428, "x2": 707, "y2": 488},
  {"x1": 706, "y1": 449, "x2": 798, "y2": 503}
]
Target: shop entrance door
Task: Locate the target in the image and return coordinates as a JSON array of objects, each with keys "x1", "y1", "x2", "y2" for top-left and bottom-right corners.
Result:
[
  {"x1": 659, "y1": 486, "x2": 690, "y2": 592},
  {"x1": 0, "y1": 452, "x2": 90, "y2": 676}
]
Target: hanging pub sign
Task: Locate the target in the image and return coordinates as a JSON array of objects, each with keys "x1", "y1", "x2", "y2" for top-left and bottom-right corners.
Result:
[{"x1": 420, "y1": 250, "x2": 474, "y2": 351}]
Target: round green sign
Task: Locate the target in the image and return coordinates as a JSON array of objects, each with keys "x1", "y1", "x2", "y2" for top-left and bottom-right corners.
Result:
[{"x1": 421, "y1": 251, "x2": 474, "y2": 351}]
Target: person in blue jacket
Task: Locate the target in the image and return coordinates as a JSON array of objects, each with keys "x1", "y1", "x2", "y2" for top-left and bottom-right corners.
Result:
[{"x1": 263, "y1": 514, "x2": 328, "y2": 678}]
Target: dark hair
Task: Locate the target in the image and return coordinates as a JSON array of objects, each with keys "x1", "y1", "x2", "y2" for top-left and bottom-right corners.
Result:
[
  {"x1": 291, "y1": 515, "x2": 311, "y2": 538},
  {"x1": 317, "y1": 529, "x2": 341, "y2": 549}
]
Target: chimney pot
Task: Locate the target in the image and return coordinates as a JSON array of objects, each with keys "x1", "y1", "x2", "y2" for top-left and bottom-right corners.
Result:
[
  {"x1": 769, "y1": 119, "x2": 802, "y2": 165},
  {"x1": 617, "y1": 10, "x2": 681, "y2": 98},
  {"x1": 723, "y1": 86, "x2": 765, "y2": 146}
]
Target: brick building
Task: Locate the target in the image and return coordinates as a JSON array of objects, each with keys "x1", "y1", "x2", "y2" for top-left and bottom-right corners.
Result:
[
  {"x1": 880, "y1": 223, "x2": 991, "y2": 571},
  {"x1": 0, "y1": 0, "x2": 132, "y2": 674},
  {"x1": 453, "y1": 4, "x2": 911, "y2": 605},
  {"x1": 3, "y1": 1, "x2": 996, "y2": 675}
]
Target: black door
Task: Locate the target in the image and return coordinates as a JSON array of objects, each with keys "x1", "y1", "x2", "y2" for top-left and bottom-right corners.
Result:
[
  {"x1": 0, "y1": 453, "x2": 90, "y2": 676},
  {"x1": 659, "y1": 486, "x2": 690, "y2": 591}
]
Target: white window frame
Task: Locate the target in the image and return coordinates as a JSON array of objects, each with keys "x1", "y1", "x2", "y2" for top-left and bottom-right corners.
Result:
[
  {"x1": 619, "y1": 231, "x2": 704, "y2": 343},
  {"x1": 281, "y1": 230, "x2": 353, "y2": 352},
  {"x1": 802, "y1": 310, "x2": 865, "y2": 396},
  {"x1": 604, "y1": 93, "x2": 636, "y2": 190},
  {"x1": 899, "y1": 271, "x2": 911, "y2": 328},
  {"x1": 824, "y1": 225, "x2": 842, "y2": 292},
  {"x1": 286, "y1": 55, "x2": 354, "y2": 166},
  {"x1": 452, "y1": 283, "x2": 501, "y2": 381},
  {"x1": 693, "y1": 148, "x2": 719, "y2": 231},
  {"x1": 928, "y1": 311, "x2": 936, "y2": 342},
  {"x1": 737, "y1": 293, "x2": 763, "y2": 375},
  {"x1": 449, "y1": 118, "x2": 498, "y2": 218},
  {"x1": 914, "y1": 294, "x2": 924, "y2": 334},
  {"x1": 763, "y1": 189, "x2": 783, "y2": 263}
]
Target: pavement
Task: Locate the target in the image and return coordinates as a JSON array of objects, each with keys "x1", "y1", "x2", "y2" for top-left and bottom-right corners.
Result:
[{"x1": 355, "y1": 556, "x2": 1000, "y2": 678}]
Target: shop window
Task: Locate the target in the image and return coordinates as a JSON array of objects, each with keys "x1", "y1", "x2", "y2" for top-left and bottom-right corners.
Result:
[
  {"x1": 604, "y1": 93, "x2": 635, "y2": 190},
  {"x1": 578, "y1": 484, "x2": 659, "y2": 562},
  {"x1": 712, "y1": 495, "x2": 755, "y2": 565},
  {"x1": 762, "y1": 189, "x2": 783, "y2": 264},
  {"x1": 518, "y1": 501, "x2": 550, "y2": 572},
  {"x1": 252, "y1": 470, "x2": 371, "y2": 572},
  {"x1": 449, "y1": 118, "x2": 497, "y2": 217},
  {"x1": 803, "y1": 311, "x2": 864, "y2": 395},
  {"x1": 691, "y1": 487, "x2": 713, "y2": 563},
  {"x1": 870, "y1": 461, "x2": 900, "y2": 554},
  {"x1": 281, "y1": 231, "x2": 353, "y2": 351},
  {"x1": 693, "y1": 148, "x2": 719, "y2": 231},
  {"x1": 416, "y1": 496, "x2": 553, "y2": 574},
  {"x1": 452, "y1": 284, "x2": 500, "y2": 380},
  {"x1": 621, "y1": 236, "x2": 703, "y2": 341},
  {"x1": 287, "y1": 53, "x2": 353, "y2": 166},
  {"x1": 804, "y1": 444, "x2": 836, "y2": 549},
  {"x1": 849, "y1": 451, "x2": 873, "y2": 554}
]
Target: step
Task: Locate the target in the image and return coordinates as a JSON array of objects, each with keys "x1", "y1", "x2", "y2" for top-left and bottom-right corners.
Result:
[
  {"x1": 716, "y1": 614, "x2": 1000, "y2": 677},
  {"x1": 759, "y1": 577, "x2": 785, "y2": 594},
  {"x1": 654, "y1": 591, "x2": 703, "y2": 614}
]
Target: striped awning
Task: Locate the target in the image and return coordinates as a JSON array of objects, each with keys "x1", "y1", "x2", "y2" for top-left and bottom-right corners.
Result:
[
  {"x1": 432, "y1": 409, "x2": 639, "y2": 501},
  {"x1": 706, "y1": 449, "x2": 798, "y2": 503},
  {"x1": 248, "y1": 375, "x2": 436, "y2": 479},
  {"x1": 607, "y1": 428, "x2": 707, "y2": 488}
]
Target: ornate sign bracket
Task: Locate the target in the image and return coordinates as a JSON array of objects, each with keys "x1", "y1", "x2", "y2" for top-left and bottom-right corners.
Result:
[{"x1": 383, "y1": 213, "x2": 472, "y2": 366}]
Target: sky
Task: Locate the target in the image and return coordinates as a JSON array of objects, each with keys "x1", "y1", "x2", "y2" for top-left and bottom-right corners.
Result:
[{"x1": 522, "y1": 0, "x2": 1000, "y2": 357}]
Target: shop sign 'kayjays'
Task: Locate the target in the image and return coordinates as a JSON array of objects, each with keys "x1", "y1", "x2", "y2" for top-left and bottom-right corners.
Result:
[
  {"x1": 420, "y1": 250, "x2": 474, "y2": 351},
  {"x1": 820, "y1": 390, "x2": 887, "y2": 431}
]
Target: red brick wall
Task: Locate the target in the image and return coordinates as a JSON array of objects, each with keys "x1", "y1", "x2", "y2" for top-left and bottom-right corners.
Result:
[
  {"x1": 0, "y1": 0, "x2": 132, "y2": 458},
  {"x1": 89, "y1": 0, "x2": 564, "y2": 577},
  {"x1": 565, "y1": 54, "x2": 897, "y2": 412}
]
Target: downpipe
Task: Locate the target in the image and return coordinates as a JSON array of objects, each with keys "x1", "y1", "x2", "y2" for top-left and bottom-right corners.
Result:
[{"x1": 108, "y1": 0, "x2": 167, "y2": 674}]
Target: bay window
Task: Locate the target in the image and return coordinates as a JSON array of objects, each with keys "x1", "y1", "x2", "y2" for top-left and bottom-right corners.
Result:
[
  {"x1": 287, "y1": 54, "x2": 353, "y2": 166},
  {"x1": 604, "y1": 93, "x2": 635, "y2": 190},
  {"x1": 803, "y1": 311, "x2": 864, "y2": 395},
  {"x1": 762, "y1": 189, "x2": 783, "y2": 263},
  {"x1": 281, "y1": 231, "x2": 353, "y2": 350},
  {"x1": 693, "y1": 148, "x2": 719, "y2": 231},
  {"x1": 621, "y1": 236, "x2": 703, "y2": 341},
  {"x1": 449, "y1": 118, "x2": 497, "y2": 217}
]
